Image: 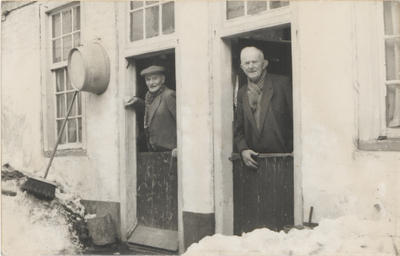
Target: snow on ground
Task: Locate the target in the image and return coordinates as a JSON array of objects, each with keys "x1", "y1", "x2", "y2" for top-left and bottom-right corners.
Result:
[
  {"x1": 185, "y1": 216, "x2": 398, "y2": 256},
  {"x1": 1, "y1": 169, "x2": 85, "y2": 255}
]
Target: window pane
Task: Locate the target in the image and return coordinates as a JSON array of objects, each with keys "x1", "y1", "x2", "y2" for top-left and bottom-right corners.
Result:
[
  {"x1": 66, "y1": 69, "x2": 74, "y2": 90},
  {"x1": 57, "y1": 120, "x2": 67, "y2": 145},
  {"x1": 248, "y1": 1, "x2": 267, "y2": 15},
  {"x1": 130, "y1": 10, "x2": 144, "y2": 41},
  {"x1": 53, "y1": 39, "x2": 62, "y2": 63},
  {"x1": 227, "y1": 1, "x2": 244, "y2": 20},
  {"x1": 146, "y1": 6, "x2": 159, "y2": 39},
  {"x1": 131, "y1": 1, "x2": 143, "y2": 10},
  {"x1": 63, "y1": 35, "x2": 72, "y2": 61},
  {"x1": 78, "y1": 117, "x2": 82, "y2": 142},
  {"x1": 67, "y1": 118, "x2": 77, "y2": 143},
  {"x1": 386, "y1": 84, "x2": 400, "y2": 128},
  {"x1": 162, "y1": 2, "x2": 174, "y2": 35},
  {"x1": 56, "y1": 94, "x2": 66, "y2": 118},
  {"x1": 62, "y1": 9, "x2": 72, "y2": 35},
  {"x1": 385, "y1": 37, "x2": 400, "y2": 81},
  {"x1": 56, "y1": 69, "x2": 65, "y2": 92},
  {"x1": 74, "y1": 32, "x2": 81, "y2": 47},
  {"x1": 383, "y1": 1, "x2": 399, "y2": 36},
  {"x1": 270, "y1": 1, "x2": 290, "y2": 10},
  {"x1": 146, "y1": 1, "x2": 158, "y2": 5},
  {"x1": 52, "y1": 13, "x2": 61, "y2": 38},
  {"x1": 67, "y1": 92, "x2": 77, "y2": 117},
  {"x1": 73, "y1": 6, "x2": 81, "y2": 31}
]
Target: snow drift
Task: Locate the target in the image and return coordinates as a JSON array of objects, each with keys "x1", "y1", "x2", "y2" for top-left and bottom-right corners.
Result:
[{"x1": 185, "y1": 215, "x2": 398, "y2": 256}]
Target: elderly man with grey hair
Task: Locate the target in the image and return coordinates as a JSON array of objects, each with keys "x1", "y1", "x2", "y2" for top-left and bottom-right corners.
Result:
[
  {"x1": 124, "y1": 65, "x2": 177, "y2": 155},
  {"x1": 235, "y1": 46, "x2": 293, "y2": 169}
]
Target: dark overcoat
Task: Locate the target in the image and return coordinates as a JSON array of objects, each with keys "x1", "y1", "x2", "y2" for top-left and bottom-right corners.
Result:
[
  {"x1": 234, "y1": 73, "x2": 293, "y2": 154},
  {"x1": 145, "y1": 87, "x2": 177, "y2": 151}
]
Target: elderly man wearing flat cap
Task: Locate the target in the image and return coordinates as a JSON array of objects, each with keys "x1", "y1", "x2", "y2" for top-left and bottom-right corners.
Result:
[{"x1": 124, "y1": 65, "x2": 177, "y2": 155}]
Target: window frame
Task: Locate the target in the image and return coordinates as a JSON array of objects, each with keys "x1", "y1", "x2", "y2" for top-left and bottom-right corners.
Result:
[
  {"x1": 377, "y1": 1, "x2": 400, "y2": 139},
  {"x1": 225, "y1": 0, "x2": 290, "y2": 21},
  {"x1": 356, "y1": 1, "x2": 400, "y2": 151},
  {"x1": 124, "y1": 1, "x2": 177, "y2": 57},
  {"x1": 127, "y1": 1, "x2": 175, "y2": 43},
  {"x1": 40, "y1": 1, "x2": 86, "y2": 155}
]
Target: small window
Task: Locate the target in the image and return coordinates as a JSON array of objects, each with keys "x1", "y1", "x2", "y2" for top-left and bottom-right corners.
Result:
[
  {"x1": 129, "y1": 1, "x2": 175, "y2": 42},
  {"x1": 383, "y1": 1, "x2": 400, "y2": 129},
  {"x1": 226, "y1": 1, "x2": 289, "y2": 20}
]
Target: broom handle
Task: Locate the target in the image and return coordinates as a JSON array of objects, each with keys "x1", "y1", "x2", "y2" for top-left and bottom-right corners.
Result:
[{"x1": 44, "y1": 90, "x2": 79, "y2": 179}]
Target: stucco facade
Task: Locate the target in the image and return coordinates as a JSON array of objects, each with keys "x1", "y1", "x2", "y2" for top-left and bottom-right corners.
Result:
[{"x1": 2, "y1": 1, "x2": 399, "y2": 253}]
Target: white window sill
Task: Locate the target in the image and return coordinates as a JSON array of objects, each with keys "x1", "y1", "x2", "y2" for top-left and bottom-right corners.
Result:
[
  {"x1": 44, "y1": 148, "x2": 86, "y2": 157},
  {"x1": 358, "y1": 139, "x2": 400, "y2": 151}
]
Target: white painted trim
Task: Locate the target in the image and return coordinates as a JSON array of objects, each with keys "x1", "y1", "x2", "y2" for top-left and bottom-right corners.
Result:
[
  {"x1": 40, "y1": 3, "x2": 50, "y2": 152},
  {"x1": 42, "y1": 1, "x2": 79, "y2": 14},
  {"x1": 220, "y1": 4, "x2": 291, "y2": 38},
  {"x1": 124, "y1": 36, "x2": 177, "y2": 58},
  {"x1": 211, "y1": 0, "x2": 303, "y2": 231},
  {"x1": 289, "y1": 1, "x2": 303, "y2": 226},
  {"x1": 117, "y1": 1, "x2": 127, "y2": 240},
  {"x1": 172, "y1": 3, "x2": 184, "y2": 253}
]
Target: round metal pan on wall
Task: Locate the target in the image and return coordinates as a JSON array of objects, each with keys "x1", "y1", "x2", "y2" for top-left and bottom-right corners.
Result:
[{"x1": 67, "y1": 43, "x2": 110, "y2": 95}]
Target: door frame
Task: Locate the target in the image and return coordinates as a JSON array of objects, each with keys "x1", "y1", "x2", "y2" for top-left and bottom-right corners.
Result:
[{"x1": 210, "y1": 1, "x2": 303, "y2": 235}]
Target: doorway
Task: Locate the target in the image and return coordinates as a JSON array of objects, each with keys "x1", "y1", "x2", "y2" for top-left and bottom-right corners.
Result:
[
  {"x1": 126, "y1": 51, "x2": 178, "y2": 253},
  {"x1": 229, "y1": 26, "x2": 294, "y2": 235}
]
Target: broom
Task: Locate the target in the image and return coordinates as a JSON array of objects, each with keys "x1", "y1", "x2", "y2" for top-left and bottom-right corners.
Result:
[{"x1": 22, "y1": 90, "x2": 79, "y2": 201}]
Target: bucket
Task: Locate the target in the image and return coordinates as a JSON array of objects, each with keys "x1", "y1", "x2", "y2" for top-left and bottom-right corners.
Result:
[
  {"x1": 86, "y1": 214, "x2": 116, "y2": 246},
  {"x1": 67, "y1": 43, "x2": 110, "y2": 95}
]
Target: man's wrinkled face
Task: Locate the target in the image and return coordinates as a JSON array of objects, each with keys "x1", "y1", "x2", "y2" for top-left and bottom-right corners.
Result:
[
  {"x1": 240, "y1": 48, "x2": 268, "y2": 82},
  {"x1": 145, "y1": 74, "x2": 165, "y2": 93}
]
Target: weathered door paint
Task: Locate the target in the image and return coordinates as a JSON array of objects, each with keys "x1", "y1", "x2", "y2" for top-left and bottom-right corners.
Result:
[
  {"x1": 232, "y1": 154, "x2": 294, "y2": 235},
  {"x1": 128, "y1": 152, "x2": 178, "y2": 251}
]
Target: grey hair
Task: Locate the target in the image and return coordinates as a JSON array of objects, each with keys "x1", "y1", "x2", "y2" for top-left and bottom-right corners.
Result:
[{"x1": 240, "y1": 46, "x2": 265, "y2": 62}]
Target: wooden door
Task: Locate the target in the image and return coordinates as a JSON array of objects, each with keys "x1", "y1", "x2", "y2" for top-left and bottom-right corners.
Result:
[
  {"x1": 128, "y1": 152, "x2": 178, "y2": 252},
  {"x1": 232, "y1": 154, "x2": 294, "y2": 235}
]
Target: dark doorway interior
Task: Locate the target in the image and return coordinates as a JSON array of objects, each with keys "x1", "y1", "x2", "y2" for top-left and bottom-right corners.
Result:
[{"x1": 131, "y1": 52, "x2": 176, "y2": 152}]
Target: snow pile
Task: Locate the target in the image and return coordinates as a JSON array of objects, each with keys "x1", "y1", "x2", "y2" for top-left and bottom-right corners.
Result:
[
  {"x1": 185, "y1": 216, "x2": 398, "y2": 256},
  {"x1": 1, "y1": 167, "x2": 88, "y2": 255}
]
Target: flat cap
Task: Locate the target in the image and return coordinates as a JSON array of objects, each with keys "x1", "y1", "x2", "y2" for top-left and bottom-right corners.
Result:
[{"x1": 140, "y1": 65, "x2": 166, "y2": 76}]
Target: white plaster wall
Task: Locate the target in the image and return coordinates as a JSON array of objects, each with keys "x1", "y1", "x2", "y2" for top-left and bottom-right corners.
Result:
[
  {"x1": 176, "y1": 1, "x2": 215, "y2": 214},
  {"x1": 1, "y1": 3, "x2": 45, "y2": 172},
  {"x1": 50, "y1": 2, "x2": 120, "y2": 202},
  {"x1": 2, "y1": 2, "x2": 121, "y2": 202},
  {"x1": 297, "y1": 1, "x2": 399, "y2": 236}
]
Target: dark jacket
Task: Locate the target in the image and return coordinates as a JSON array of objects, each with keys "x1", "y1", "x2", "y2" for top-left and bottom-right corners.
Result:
[
  {"x1": 144, "y1": 87, "x2": 177, "y2": 151},
  {"x1": 235, "y1": 73, "x2": 293, "y2": 153}
]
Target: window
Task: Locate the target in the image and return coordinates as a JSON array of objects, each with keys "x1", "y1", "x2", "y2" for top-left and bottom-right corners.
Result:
[
  {"x1": 129, "y1": 1, "x2": 175, "y2": 42},
  {"x1": 226, "y1": 0, "x2": 289, "y2": 20},
  {"x1": 43, "y1": 3, "x2": 83, "y2": 153},
  {"x1": 357, "y1": 1, "x2": 400, "y2": 151},
  {"x1": 382, "y1": 1, "x2": 400, "y2": 132}
]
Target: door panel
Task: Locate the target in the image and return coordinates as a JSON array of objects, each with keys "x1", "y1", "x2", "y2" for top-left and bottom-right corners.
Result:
[
  {"x1": 232, "y1": 154, "x2": 294, "y2": 235},
  {"x1": 128, "y1": 152, "x2": 178, "y2": 252}
]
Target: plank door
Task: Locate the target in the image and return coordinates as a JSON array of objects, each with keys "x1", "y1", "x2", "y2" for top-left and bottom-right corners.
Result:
[
  {"x1": 128, "y1": 152, "x2": 178, "y2": 252},
  {"x1": 232, "y1": 154, "x2": 294, "y2": 235}
]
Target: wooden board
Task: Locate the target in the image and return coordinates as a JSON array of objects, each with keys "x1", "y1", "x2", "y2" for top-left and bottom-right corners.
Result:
[
  {"x1": 127, "y1": 225, "x2": 178, "y2": 252},
  {"x1": 136, "y1": 152, "x2": 178, "y2": 231},
  {"x1": 233, "y1": 156, "x2": 294, "y2": 235}
]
